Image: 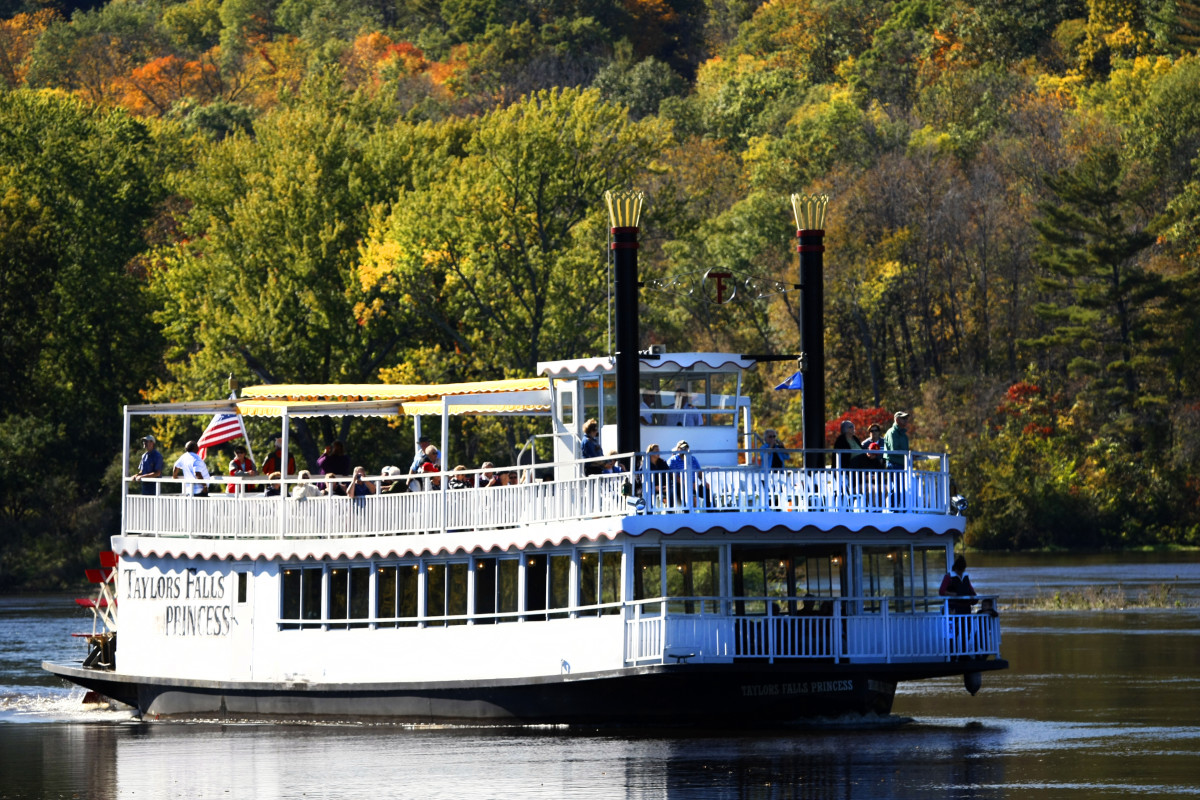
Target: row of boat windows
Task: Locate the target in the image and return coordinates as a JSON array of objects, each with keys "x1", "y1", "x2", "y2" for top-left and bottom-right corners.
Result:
[{"x1": 279, "y1": 544, "x2": 949, "y2": 628}]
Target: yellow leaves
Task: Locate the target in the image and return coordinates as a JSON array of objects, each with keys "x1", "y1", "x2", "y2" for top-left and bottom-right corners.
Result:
[
  {"x1": 0, "y1": 10, "x2": 55, "y2": 87},
  {"x1": 1035, "y1": 71, "x2": 1086, "y2": 104}
]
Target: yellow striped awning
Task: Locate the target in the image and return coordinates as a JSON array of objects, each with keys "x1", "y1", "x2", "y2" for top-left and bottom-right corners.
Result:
[{"x1": 240, "y1": 378, "x2": 549, "y2": 403}]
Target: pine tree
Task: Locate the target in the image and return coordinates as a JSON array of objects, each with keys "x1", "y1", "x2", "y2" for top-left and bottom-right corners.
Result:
[{"x1": 1029, "y1": 147, "x2": 1164, "y2": 443}]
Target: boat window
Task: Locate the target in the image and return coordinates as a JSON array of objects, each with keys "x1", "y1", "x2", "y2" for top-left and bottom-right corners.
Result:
[
  {"x1": 280, "y1": 566, "x2": 323, "y2": 628},
  {"x1": 328, "y1": 565, "x2": 370, "y2": 629},
  {"x1": 731, "y1": 545, "x2": 844, "y2": 616},
  {"x1": 524, "y1": 552, "x2": 570, "y2": 620},
  {"x1": 582, "y1": 378, "x2": 600, "y2": 427},
  {"x1": 474, "y1": 557, "x2": 519, "y2": 623},
  {"x1": 578, "y1": 551, "x2": 621, "y2": 616},
  {"x1": 236, "y1": 572, "x2": 248, "y2": 604},
  {"x1": 862, "y1": 547, "x2": 908, "y2": 612},
  {"x1": 601, "y1": 378, "x2": 616, "y2": 426},
  {"x1": 666, "y1": 546, "x2": 721, "y2": 614},
  {"x1": 709, "y1": 373, "x2": 738, "y2": 426},
  {"x1": 426, "y1": 562, "x2": 468, "y2": 626},
  {"x1": 632, "y1": 547, "x2": 662, "y2": 614},
  {"x1": 912, "y1": 546, "x2": 946, "y2": 611},
  {"x1": 377, "y1": 564, "x2": 419, "y2": 627}
]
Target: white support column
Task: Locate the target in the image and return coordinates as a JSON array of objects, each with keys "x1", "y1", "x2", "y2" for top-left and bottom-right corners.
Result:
[
  {"x1": 121, "y1": 406, "x2": 131, "y2": 533},
  {"x1": 279, "y1": 410, "x2": 290, "y2": 538}
]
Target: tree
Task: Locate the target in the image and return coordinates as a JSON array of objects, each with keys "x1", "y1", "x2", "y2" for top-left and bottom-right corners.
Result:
[
  {"x1": 359, "y1": 88, "x2": 671, "y2": 380},
  {"x1": 149, "y1": 76, "x2": 445, "y2": 465},
  {"x1": 1030, "y1": 146, "x2": 1162, "y2": 441}
]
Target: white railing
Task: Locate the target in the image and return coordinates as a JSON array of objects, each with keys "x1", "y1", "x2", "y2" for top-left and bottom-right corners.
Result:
[
  {"x1": 123, "y1": 449, "x2": 954, "y2": 538},
  {"x1": 623, "y1": 596, "x2": 1001, "y2": 666}
]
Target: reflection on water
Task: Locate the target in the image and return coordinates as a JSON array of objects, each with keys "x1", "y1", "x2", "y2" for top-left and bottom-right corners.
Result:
[{"x1": 3, "y1": 555, "x2": 1200, "y2": 799}]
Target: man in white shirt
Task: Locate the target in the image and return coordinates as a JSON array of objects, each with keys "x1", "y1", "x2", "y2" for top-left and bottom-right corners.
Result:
[{"x1": 172, "y1": 440, "x2": 212, "y2": 496}]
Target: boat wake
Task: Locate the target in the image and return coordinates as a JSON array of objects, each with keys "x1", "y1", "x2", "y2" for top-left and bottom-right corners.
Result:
[{"x1": 0, "y1": 685, "x2": 136, "y2": 723}]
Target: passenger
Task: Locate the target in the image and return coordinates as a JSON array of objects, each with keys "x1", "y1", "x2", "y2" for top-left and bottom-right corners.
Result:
[
  {"x1": 324, "y1": 473, "x2": 346, "y2": 496},
  {"x1": 379, "y1": 466, "x2": 407, "y2": 494},
  {"x1": 832, "y1": 420, "x2": 865, "y2": 469},
  {"x1": 132, "y1": 434, "x2": 164, "y2": 495},
  {"x1": 448, "y1": 465, "x2": 473, "y2": 489},
  {"x1": 602, "y1": 449, "x2": 625, "y2": 474},
  {"x1": 640, "y1": 391, "x2": 657, "y2": 425},
  {"x1": 317, "y1": 440, "x2": 352, "y2": 478},
  {"x1": 418, "y1": 445, "x2": 441, "y2": 490},
  {"x1": 678, "y1": 394, "x2": 703, "y2": 427},
  {"x1": 581, "y1": 418, "x2": 604, "y2": 475},
  {"x1": 264, "y1": 471, "x2": 284, "y2": 496},
  {"x1": 291, "y1": 469, "x2": 322, "y2": 499},
  {"x1": 861, "y1": 423, "x2": 884, "y2": 464},
  {"x1": 477, "y1": 462, "x2": 499, "y2": 488},
  {"x1": 262, "y1": 439, "x2": 296, "y2": 478},
  {"x1": 939, "y1": 555, "x2": 978, "y2": 615},
  {"x1": 667, "y1": 440, "x2": 708, "y2": 507},
  {"x1": 883, "y1": 411, "x2": 911, "y2": 469},
  {"x1": 171, "y1": 440, "x2": 211, "y2": 496},
  {"x1": 407, "y1": 436, "x2": 432, "y2": 491},
  {"x1": 642, "y1": 443, "x2": 670, "y2": 503},
  {"x1": 227, "y1": 444, "x2": 258, "y2": 493},
  {"x1": 756, "y1": 429, "x2": 790, "y2": 469},
  {"x1": 348, "y1": 466, "x2": 375, "y2": 497}
]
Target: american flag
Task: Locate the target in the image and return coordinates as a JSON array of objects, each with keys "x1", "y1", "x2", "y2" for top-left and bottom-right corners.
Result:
[{"x1": 197, "y1": 395, "x2": 247, "y2": 458}]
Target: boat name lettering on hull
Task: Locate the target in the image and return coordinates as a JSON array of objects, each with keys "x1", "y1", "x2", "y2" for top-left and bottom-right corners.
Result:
[
  {"x1": 122, "y1": 571, "x2": 226, "y2": 600},
  {"x1": 164, "y1": 604, "x2": 232, "y2": 637},
  {"x1": 741, "y1": 680, "x2": 854, "y2": 697}
]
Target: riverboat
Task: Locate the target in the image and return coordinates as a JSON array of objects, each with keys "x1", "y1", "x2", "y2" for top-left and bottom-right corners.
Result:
[
  {"x1": 45, "y1": 193, "x2": 1005, "y2": 724},
  {"x1": 45, "y1": 347, "x2": 1005, "y2": 724}
]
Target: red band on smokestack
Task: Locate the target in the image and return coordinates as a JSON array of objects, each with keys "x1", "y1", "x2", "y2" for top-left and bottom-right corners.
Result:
[
  {"x1": 796, "y1": 229, "x2": 825, "y2": 253},
  {"x1": 611, "y1": 242, "x2": 640, "y2": 250}
]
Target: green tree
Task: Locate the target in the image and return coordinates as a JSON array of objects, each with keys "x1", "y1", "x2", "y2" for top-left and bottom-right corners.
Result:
[
  {"x1": 0, "y1": 91, "x2": 164, "y2": 587},
  {"x1": 150, "y1": 77, "x2": 451, "y2": 464},
  {"x1": 1030, "y1": 146, "x2": 1163, "y2": 442},
  {"x1": 359, "y1": 88, "x2": 671, "y2": 380}
]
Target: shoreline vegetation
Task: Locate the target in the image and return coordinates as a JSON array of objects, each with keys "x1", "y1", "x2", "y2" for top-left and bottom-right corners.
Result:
[
  {"x1": 1007, "y1": 583, "x2": 1192, "y2": 611},
  {"x1": 3, "y1": 0, "x2": 1200, "y2": 590}
]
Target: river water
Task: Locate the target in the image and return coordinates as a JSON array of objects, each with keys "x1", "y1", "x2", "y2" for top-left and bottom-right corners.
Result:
[{"x1": 2, "y1": 554, "x2": 1199, "y2": 799}]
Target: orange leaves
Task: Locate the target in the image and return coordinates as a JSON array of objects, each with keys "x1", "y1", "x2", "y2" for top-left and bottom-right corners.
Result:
[
  {"x1": 0, "y1": 10, "x2": 55, "y2": 87},
  {"x1": 343, "y1": 32, "x2": 436, "y2": 90},
  {"x1": 119, "y1": 54, "x2": 222, "y2": 116}
]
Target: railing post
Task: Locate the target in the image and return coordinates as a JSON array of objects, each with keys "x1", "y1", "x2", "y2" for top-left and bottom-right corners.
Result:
[
  {"x1": 766, "y1": 600, "x2": 775, "y2": 664},
  {"x1": 882, "y1": 597, "x2": 891, "y2": 663}
]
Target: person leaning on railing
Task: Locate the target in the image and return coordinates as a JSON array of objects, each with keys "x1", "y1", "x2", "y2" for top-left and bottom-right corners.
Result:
[
  {"x1": 755, "y1": 429, "x2": 790, "y2": 469},
  {"x1": 171, "y1": 440, "x2": 211, "y2": 496}
]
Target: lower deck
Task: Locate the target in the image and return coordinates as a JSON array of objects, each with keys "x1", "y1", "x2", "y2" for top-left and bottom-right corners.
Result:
[{"x1": 103, "y1": 532, "x2": 1003, "y2": 689}]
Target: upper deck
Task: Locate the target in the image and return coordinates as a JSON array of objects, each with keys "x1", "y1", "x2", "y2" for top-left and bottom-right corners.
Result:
[{"x1": 121, "y1": 351, "x2": 965, "y2": 554}]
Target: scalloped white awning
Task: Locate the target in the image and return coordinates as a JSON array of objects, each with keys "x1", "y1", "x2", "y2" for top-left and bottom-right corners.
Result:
[{"x1": 539, "y1": 353, "x2": 757, "y2": 378}]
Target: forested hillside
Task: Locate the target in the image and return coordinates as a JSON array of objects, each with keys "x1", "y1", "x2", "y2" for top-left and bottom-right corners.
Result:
[{"x1": 3, "y1": 0, "x2": 1199, "y2": 587}]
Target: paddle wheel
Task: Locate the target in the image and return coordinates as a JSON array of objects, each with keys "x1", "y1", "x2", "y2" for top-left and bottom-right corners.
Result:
[{"x1": 75, "y1": 552, "x2": 118, "y2": 670}]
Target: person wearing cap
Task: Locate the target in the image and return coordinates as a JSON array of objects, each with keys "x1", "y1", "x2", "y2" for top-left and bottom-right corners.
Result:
[
  {"x1": 379, "y1": 465, "x2": 407, "y2": 494},
  {"x1": 172, "y1": 440, "x2": 212, "y2": 496},
  {"x1": 667, "y1": 440, "x2": 708, "y2": 508},
  {"x1": 883, "y1": 411, "x2": 911, "y2": 469},
  {"x1": 132, "y1": 434, "x2": 164, "y2": 495}
]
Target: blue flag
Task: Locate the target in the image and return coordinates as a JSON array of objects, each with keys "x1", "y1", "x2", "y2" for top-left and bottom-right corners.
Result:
[{"x1": 775, "y1": 371, "x2": 804, "y2": 391}]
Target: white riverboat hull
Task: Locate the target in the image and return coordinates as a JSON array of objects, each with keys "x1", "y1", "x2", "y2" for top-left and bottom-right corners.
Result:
[{"x1": 43, "y1": 659, "x2": 1006, "y2": 725}]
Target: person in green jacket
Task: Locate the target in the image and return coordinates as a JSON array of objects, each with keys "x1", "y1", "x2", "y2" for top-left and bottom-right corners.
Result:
[{"x1": 883, "y1": 411, "x2": 910, "y2": 469}]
